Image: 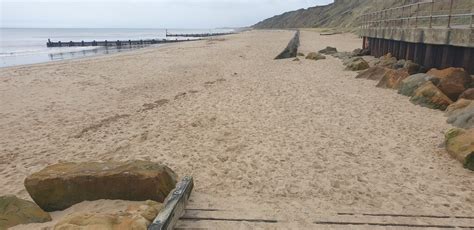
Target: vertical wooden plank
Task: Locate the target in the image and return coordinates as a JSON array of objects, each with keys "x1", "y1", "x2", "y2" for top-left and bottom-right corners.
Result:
[
  {"x1": 462, "y1": 48, "x2": 473, "y2": 74},
  {"x1": 406, "y1": 43, "x2": 414, "y2": 61}
]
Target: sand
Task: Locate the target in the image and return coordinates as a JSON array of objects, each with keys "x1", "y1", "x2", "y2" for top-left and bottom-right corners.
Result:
[{"x1": 1, "y1": 30, "x2": 473, "y2": 229}]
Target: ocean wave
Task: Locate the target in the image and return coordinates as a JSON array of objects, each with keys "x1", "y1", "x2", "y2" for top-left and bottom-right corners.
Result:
[{"x1": 0, "y1": 46, "x2": 101, "y2": 57}]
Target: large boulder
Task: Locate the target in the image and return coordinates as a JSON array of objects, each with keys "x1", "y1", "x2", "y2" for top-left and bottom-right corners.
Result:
[
  {"x1": 410, "y1": 81, "x2": 453, "y2": 110},
  {"x1": 392, "y1": 59, "x2": 406, "y2": 70},
  {"x1": 459, "y1": 88, "x2": 474, "y2": 100},
  {"x1": 355, "y1": 66, "x2": 391, "y2": 81},
  {"x1": 25, "y1": 161, "x2": 177, "y2": 212},
  {"x1": 306, "y1": 52, "x2": 326, "y2": 61},
  {"x1": 0, "y1": 195, "x2": 52, "y2": 229},
  {"x1": 352, "y1": 48, "x2": 370, "y2": 56},
  {"x1": 446, "y1": 99, "x2": 474, "y2": 129},
  {"x1": 445, "y1": 128, "x2": 474, "y2": 170},
  {"x1": 403, "y1": 60, "x2": 421, "y2": 75},
  {"x1": 427, "y1": 67, "x2": 472, "y2": 101},
  {"x1": 54, "y1": 200, "x2": 163, "y2": 230},
  {"x1": 398, "y1": 73, "x2": 433, "y2": 96},
  {"x1": 318, "y1": 46, "x2": 338, "y2": 55},
  {"x1": 376, "y1": 68, "x2": 410, "y2": 89},
  {"x1": 345, "y1": 58, "x2": 369, "y2": 71},
  {"x1": 377, "y1": 53, "x2": 397, "y2": 68}
]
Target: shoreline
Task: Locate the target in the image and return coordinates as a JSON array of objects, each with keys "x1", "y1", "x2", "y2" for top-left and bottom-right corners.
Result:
[{"x1": 2, "y1": 30, "x2": 473, "y2": 229}]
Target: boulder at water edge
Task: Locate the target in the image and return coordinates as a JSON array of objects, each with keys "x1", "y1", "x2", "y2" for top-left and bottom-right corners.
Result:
[
  {"x1": 0, "y1": 195, "x2": 52, "y2": 229},
  {"x1": 376, "y1": 68, "x2": 410, "y2": 89},
  {"x1": 306, "y1": 52, "x2": 326, "y2": 61},
  {"x1": 25, "y1": 160, "x2": 177, "y2": 212},
  {"x1": 427, "y1": 67, "x2": 472, "y2": 101},
  {"x1": 398, "y1": 73, "x2": 433, "y2": 97},
  {"x1": 355, "y1": 66, "x2": 390, "y2": 81},
  {"x1": 54, "y1": 200, "x2": 163, "y2": 230},
  {"x1": 410, "y1": 81, "x2": 453, "y2": 110},
  {"x1": 445, "y1": 128, "x2": 474, "y2": 170},
  {"x1": 446, "y1": 99, "x2": 474, "y2": 129}
]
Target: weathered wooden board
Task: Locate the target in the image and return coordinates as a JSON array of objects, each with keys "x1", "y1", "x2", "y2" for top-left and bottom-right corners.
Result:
[
  {"x1": 275, "y1": 30, "x2": 300, "y2": 59},
  {"x1": 148, "y1": 176, "x2": 194, "y2": 230}
]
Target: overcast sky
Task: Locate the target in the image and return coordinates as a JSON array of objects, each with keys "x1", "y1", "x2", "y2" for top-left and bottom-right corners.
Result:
[{"x1": 1, "y1": 0, "x2": 333, "y2": 28}]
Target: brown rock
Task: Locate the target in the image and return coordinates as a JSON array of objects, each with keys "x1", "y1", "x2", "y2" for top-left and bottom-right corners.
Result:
[
  {"x1": 377, "y1": 53, "x2": 397, "y2": 68},
  {"x1": 445, "y1": 128, "x2": 474, "y2": 170},
  {"x1": 25, "y1": 160, "x2": 177, "y2": 211},
  {"x1": 345, "y1": 58, "x2": 369, "y2": 71},
  {"x1": 446, "y1": 99, "x2": 474, "y2": 115},
  {"x1": 54, "y1": 200, "x2": 163, "y2": 230},
  {"x1": 403, "y1": 60, "x2": 421, "y2": 75},
  {"x1": 446, "y1": 99, "x2": 474, "y2": 129},
  {"x1": 356, "y1": 66, "x2": 391, "y2": 81},
  {"x1": 376, "y1": 68, "x2": 410, "y2": 89},
  {"x1": 459, "y1": 88, "x2": 474, "y2": 100},
  {"x1": 427, "y1": 67, "x2": 472, "y2": 101},
  {"x1": 0, "y1": 195, "x2": 52, "y2": 229},
  {"x1": 410, "y1": 81, "x2": 453, "y2": 110}
]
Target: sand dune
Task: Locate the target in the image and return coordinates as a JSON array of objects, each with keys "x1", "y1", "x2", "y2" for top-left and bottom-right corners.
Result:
[{"x1": 1, "y1": 30, "x2": 473, "y2": 229}]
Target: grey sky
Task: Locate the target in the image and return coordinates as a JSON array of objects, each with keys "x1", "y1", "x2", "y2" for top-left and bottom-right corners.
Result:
[{"x1": 1, "y1": 0, "x2": 333, "y2": 28}]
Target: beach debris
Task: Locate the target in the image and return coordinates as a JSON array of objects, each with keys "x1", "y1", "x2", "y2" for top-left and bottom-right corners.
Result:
[
  {"x1": 398, "y1": 73, "x2": 434, "y2": 97},
  {"x1": 427, "y1": 67, "x2": 472, "y2": 101},
  {"x1": 344, "y1": 58, "x2": 369, "y2": 71},
  {"x1": 275, "y1": 30, "x2": 300, "y2": 59},
  {"x1": 318, "y1": 46, "x2": 338, "y2": 55},
  {"x1": 297, "y1": 52, "x2": 305, "y2": 57},
  {"x1": 410, "y1": 81, "x2": 453, "y2": 110},
  {"x1": 446, "y1": 99, "x2": 474, "y2": 129},
  {"x1": 0, "y1": 195, "x2": 52, "y2": 229},
  {"x1": 356, "y1": 66, "x2": 390, "y2": 81},
  {"x1": 54, "y1": 200, "x2": 163, "y2": 230},
  {"x1": 24, "y1": 161, "x2": 177, "y2": 211},
  {"x1": 306, "y1": 52, "x2": 326, "y2": 61},
  {"x1": 376, "y1": 68, "x2": 410, "y2": 89},
  {"x1": 149, "y1": 176, "x2": 194, "y2": 230},
  {"x1": 293, "y1": 57, "x2": 300, "y2": 61},
  {"x1": 445, "y1": 128, "x2": 474, "y2": 171}
]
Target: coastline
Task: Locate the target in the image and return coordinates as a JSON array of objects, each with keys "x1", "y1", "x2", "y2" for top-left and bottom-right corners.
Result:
[{"x1": 2, "y1": 30, "x2": 473, "y2": 229}]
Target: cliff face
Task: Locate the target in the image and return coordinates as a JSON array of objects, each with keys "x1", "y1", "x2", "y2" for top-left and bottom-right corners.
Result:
[{"x1": 252, "y1": 0, "x2": 412, "y2": 29}]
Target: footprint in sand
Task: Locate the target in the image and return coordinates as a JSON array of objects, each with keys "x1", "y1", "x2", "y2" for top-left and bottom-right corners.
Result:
[{"x1": 141, "y1": 99, "x2": 169, "y2": 112}]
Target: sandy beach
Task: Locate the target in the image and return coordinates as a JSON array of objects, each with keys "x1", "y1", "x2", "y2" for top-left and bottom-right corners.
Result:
[{"x1": 1, "y1": 30, "x2": 473, "y2": 229}]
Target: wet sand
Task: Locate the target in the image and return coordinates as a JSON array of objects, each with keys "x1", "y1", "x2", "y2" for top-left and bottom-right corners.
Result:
[{"x1": 1, "y1": 30, "x2": 473, "y2": 229}]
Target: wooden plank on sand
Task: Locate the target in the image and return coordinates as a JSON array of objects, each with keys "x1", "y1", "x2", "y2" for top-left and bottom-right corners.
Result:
[{"x1": 148, "y1": 176, "x2": 194, "y2": 230}]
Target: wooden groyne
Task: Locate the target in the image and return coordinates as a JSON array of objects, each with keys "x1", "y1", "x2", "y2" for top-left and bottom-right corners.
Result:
[
  {"x1": 46, "y1": 38, "x2": 199, "y2": 48},
  {"x1": 165, "y1": 32, "x2": 234, "y2": 38}
]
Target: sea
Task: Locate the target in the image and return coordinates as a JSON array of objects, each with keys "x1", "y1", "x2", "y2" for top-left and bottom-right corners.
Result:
[{"x1": 0, "y1": 28, "x2": 234, "y2": 68}]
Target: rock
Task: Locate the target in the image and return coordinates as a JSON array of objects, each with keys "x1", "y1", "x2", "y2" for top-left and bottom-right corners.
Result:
[
  {"x1": 305, "y1": 52, "x2": 326, "y2": 61},
  {"x1": 376, "y1": 68, "x2": 410, "y2": 89},
  {"x1": 460, "y1": 88, "x2": 474, "y2": 100},
  {"x1": 445, "y1": 128, "x2": 474, "y2": 170},
  {"x1": 446, "y1": 99, "x2": 474, "y2": 129},
  {"x1": 54, "y1": 200, "x2": 163, "y2": 230},
  {"x1": 0, "y1": 195, "x2": 52, "y2": 229},
  {"x1": 25, "y1": 160, "x2": 177, "y2": 212},
  {"x1": 410, "y1": 81, "x2": 453, "y2": 110},
  {"x1": 377, "y1": 53, "x2": 397, "y2": 68},
  {"x1": 398, "y1": 73, "x2": 433, "y2": 96},
  {"x1": 352, "y1": 48, "x2": 370, "y2": 56},
  {"x1": 355, "y1": 66, "x2": 391, "y2": 81},
  {"x1": 318, "y1": 46, "x2": 338, "y2": 55},
  {"x1": 331, "y1": 51, "x2": 352, "y2": 60},
  {"x1": 427, "y1": 67, "x2": 472, "y2": 101},
  {"x1": 345, "y1": 58, "x2": 369, "y2": 71},
  {"x1": 403, "y1": 60, "x2": 421, "y2": 75},
  {"x1": 297, "y1": 52, "x2": 305, "y2": 56},
  {"x1": 392, "y1": 59, "x2": 406, "y2": 69},
  {"x1": 293, "y1": 57, "x2": 300, "y2": 61}
]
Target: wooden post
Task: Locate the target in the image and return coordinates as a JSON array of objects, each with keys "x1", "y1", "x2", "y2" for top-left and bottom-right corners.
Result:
[
  {"x1": 148, "y1": 176, "x2": 194, "y2": 230},
  {"x1": 406, "y1": 43, "x2": 415, "y2": 61},
  {"x1": 447, "y1": 0, "x2": 454, "y2": 28}
]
